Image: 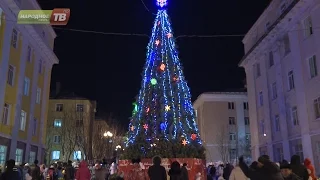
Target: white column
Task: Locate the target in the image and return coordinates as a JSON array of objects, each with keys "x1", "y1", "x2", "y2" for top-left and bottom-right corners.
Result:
[
  {"x1": 245, "y1": 66, "x2": 260, "y2": 160},
  {"x1": 289, "y1": 30, "x2": 314, "y2": 161},
  {"x1": 38, "y1": 63, "x2": 51, "y2": 161},
  {"x1": 236, "y1": 100, "x2": 245, "y2": 156},
  {"x1": 0, "y1": 20, "x2": 13, "y2": 124},
  {"x1": 260, "y1": 53, "x2": 274, "y2": 160},
  {"x1": 273, "y1": 45, "x2": 291, "y2": 160},
  {"x1": 25, "y1": 53, "x2": 41, "y2": 161},
  {"x1": 9, "y1": 30, "x2": 29, "y2": 159}
]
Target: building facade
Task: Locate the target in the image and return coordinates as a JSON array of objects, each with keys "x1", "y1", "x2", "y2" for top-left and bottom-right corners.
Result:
[
  {"x1": 239, "y1": 0, "x2": 320, "y2": 172},
  {"x1": 0, "y1": 0, "x2": 58, "y2": 165},
  {"x1": 46, "y1": 93, "x2": 96, "y2": 163},
  {"x1": 193, "y1": 92, "x2": 250, "y2": 163}
]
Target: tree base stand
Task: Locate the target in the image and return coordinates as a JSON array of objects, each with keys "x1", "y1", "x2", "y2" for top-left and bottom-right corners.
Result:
[{"x1": 118, "y1": 158, "x2": 206, "y2": 179}]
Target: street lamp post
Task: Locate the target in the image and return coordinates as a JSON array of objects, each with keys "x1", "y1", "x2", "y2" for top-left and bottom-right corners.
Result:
[{"x1": 103, "y1": 131, "x2": 113, "y2": 158}]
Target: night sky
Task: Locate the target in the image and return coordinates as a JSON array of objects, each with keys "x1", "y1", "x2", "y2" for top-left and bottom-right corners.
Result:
[{"x1": 38, "y1": 0, "x2": 270, "y2": 126}]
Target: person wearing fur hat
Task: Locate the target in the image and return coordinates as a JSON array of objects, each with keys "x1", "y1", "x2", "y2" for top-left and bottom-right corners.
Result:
[
  {"x1": 239, "y1": 155, "x2": 283, "y2": 180},
  {"x1": 280, "y1": 163, "x2": 301, "y2": 180}
]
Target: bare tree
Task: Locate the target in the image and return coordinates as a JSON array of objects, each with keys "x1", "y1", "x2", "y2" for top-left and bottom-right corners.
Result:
[
  {"x1": 92, "y1": 120, "x2": 109, "y2": 160},
  {"x1": 216, "y1": 125, "x2": 230, "y2": 163},
  {"x1": 47, "y1": 100, "x2": 94, "y2": 162}
]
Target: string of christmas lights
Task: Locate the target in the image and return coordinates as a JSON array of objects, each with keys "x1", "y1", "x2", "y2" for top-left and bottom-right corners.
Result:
[{"x1": 126, "y1": 6, "x2": 202, "y2": 150}]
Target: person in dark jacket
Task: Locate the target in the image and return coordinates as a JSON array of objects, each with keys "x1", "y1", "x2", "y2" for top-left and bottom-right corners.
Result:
[
  {"x1": 239, "y1": 155, "x2": 283, "y2": 180},
  {"x1": 290, "y1": 155, "x2": 309, "y2": 180},
  {"x1": 31, "y1": 160, "x2": 41, "y2": 180},
  {"x1": 223, "y1": 163, "x2": 233, "y2": 180},
  {"x1": 168, "y1": 161, "x2": 182, "y2": 180},
  {"x1": 148, "y1": 156, "x2": 167, "y2": 180},
  {"x1": 206, "y1": 165, "x2": 216, "y2": 180},
  {"x1": 64, "y1": 160, "x2": 75, "y2": 180},
  {"x1": 280, "y1": 163, "x2": 302, "y2": 180},
  {"x1": 0, "y1": 159, "x2": 21, "y2": 180},
  {"x1": 180, "y1": 163, "x2": 188, "y2": 180}
]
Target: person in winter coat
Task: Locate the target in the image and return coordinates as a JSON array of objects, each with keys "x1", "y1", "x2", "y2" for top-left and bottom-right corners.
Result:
[
  {"x1": 148, "y1": 156, "x2": 167, "y2": 180},
  {"x1": 0, "y1": 159, "x2": 21, "y2": 180},
  {"x1": 303, "y1": 158, "x2": 317, "y2": 180},
  {"x1": 168, "y1": 161, "x2": 182, "y2": 180},
  {"x1": 280, "y1": 163, "x2": 302, "y2": 180},
  {"x1": 31, "y1": 160, "x2": 41, "y2": 180},
  {"x1": 127, "y1": 158, "x2": 147, "y2": 180},
  {"x1": 94, "y1": 163, "x2": 107, "y2": 180},
  {"x1": 180, "y1": 163, "x2": 188, "y2": 180},
  {"x1": 223, "y1": 163, "x2": 233, "y2": 180},
  {"x1": 290, "y1": 155, "x2": 309, "y2": 180},
  {"x1": 64, "y1": 161, "x2": 75, "y2": 180},
  {"x1": 75, "y1": 161, "x2": 91, "y2": 180},
  {"x1": 228, "y1": 164, "x2": 247, "y2": 180},
  {"x1": 25, "y1": 166, "x2": 32, "y2": 180},
  {"x1": 239, "y1": 155, "x2": 283, "y2": 180},
  {"x1": 206, "y1": 166, "x2": 215, "y2": 180}
]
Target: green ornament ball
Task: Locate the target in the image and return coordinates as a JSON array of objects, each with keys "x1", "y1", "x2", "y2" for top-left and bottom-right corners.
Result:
[{"x1": 151, "y1": 78, "x2": 157, "y2": 85}]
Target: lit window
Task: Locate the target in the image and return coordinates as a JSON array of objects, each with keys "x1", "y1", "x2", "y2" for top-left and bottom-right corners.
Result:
[
  {"x1": 54, "y1": 119, "x2": 62, "y2": 127},
  {"x1": 52, "y1": 151, "x2": 60, "y2": 160},
  {"x1": 20, "y1": 110, "x2": 27, "y2": 131},
  {"x1": 15, "y1": 149, "x2": 23, "y2": 165},
  {"x1": 73, "y1": 151, "x2": 81, "y2": 160},
  {"x1": 29, "y1": 151, "x2": 36, "y2": 164},
  {"x1": 0, "y1": 145, "x2": 7, "y2": 166},
  {"x1": 23, "y1": 77, "x2": 30, "y2": 96}
]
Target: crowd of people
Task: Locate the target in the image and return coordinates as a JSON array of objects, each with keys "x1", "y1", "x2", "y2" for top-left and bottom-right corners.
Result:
[
  {"x1": 0, "y1": 159, "x2": 122, "y2": 180},
  {"x1": 206, "y1": 155, "x2": 318, "y2": 180},
  {"x1": 0, "y1": 154, "x2": 318, "y2": 180}
]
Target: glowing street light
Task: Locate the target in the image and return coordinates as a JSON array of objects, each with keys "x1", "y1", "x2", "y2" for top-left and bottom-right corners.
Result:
[{"x1": 103, "y1": 131, "x2": 113, "y2": 137}]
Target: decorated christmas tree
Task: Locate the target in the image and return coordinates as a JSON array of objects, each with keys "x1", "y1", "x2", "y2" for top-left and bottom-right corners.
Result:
[{"x1": 122, "y1": 0, "x2": 205, "y2": 159}]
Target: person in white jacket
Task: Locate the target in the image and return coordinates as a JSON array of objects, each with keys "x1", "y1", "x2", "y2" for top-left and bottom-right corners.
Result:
[{"x1": 228, "y1": 165, "x2": 248, "y2": 180}]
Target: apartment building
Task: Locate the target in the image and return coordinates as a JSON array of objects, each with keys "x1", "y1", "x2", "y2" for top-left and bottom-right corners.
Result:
[
  {"x1": 239, "y1": 0, "x2": 320, "y2": 172},
  {"x1": 0, "y1": 1, "x2": 58, "y2": 165},
  {"x1": 46, "y1": 92, "x2": 96, "y2": 163},
  {"x1": 193, "y1": 92, "x2": 249, "y2": 163}
]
